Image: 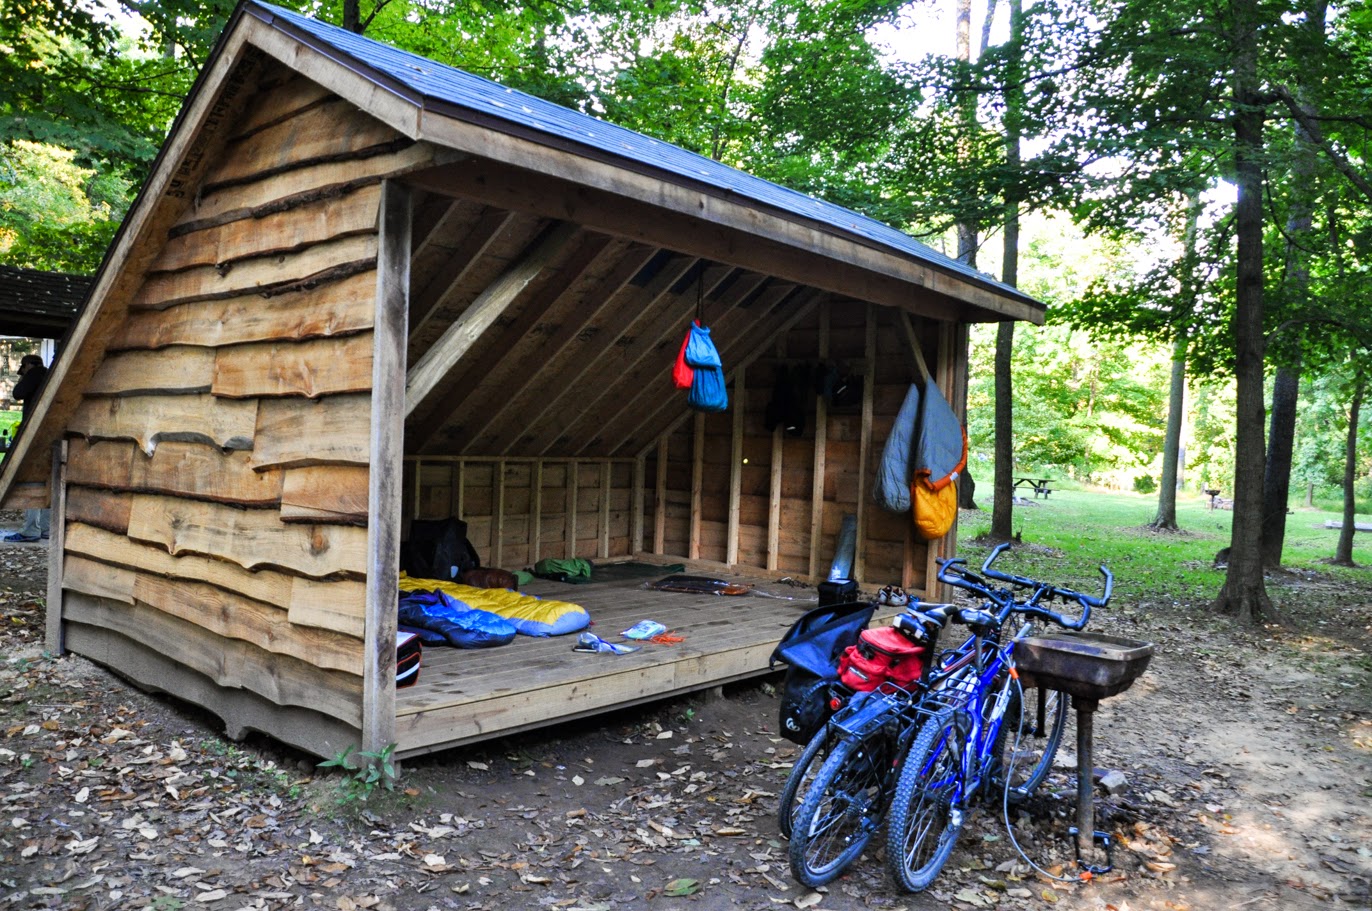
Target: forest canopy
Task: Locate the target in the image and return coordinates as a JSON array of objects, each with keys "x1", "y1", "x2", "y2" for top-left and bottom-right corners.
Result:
[{"x1": 3, "y1": 0, "x2": 1370, "y2": 601}]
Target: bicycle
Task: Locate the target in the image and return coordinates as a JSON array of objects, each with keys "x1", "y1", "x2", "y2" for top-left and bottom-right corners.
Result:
[
  {"x1": 785, "y1": 678, "x2": 927, "y2": 887},
  {"x1": 783, "y1": 556, "x2": 1005, "y2": 884},
  {"x1": 884, "y1": 546, "x2": 1112, "y2": 892}
]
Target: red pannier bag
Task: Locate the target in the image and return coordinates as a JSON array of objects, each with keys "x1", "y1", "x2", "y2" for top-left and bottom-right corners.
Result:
[{"x1": 837, "y1": 626, "x2": 927, "y2": 692}]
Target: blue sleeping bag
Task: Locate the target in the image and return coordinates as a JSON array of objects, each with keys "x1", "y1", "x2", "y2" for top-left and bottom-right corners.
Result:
[
  {"x1": 876, "y1": 383, "x2": 921, "y2": 513},
  {"x1": 397, "y1": 590, "x2": 517, "y2": 648}
]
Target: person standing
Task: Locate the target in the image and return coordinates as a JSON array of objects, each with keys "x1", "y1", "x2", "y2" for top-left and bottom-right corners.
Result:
[{"x1": 4, "y1": 354, "x2": 50, "y2": 543}]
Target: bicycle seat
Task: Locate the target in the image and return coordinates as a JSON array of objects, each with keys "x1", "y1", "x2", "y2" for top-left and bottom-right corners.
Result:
[
  {"x1": 894, "y1": 604, "x2": 957, "y2": 642},
  {"x1": 957, "y1": 608, "x2": 999, "y2": 629}
]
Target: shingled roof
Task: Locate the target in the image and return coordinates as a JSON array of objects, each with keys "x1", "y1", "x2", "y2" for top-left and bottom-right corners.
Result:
[
  {"x1": 248, "y1": 2, "x2": 1039, "y2": 313},
  {"x1": 0, "y1": 265, "x2": 88, "y2": 339}
]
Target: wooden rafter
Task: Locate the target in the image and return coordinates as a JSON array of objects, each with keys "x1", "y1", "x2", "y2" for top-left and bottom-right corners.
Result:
[
  {"x1": 405, "y1": 159, "x2": 1025, "y2": 323},
  {"x1": 496, "y1": 255, "x2": 708, "y2": 455},
  {"x1": 407, "y1": 206, "x2": 522, "y2": 348},
  {"x1": 404, "y1": 221, "x2": 578, "y2": 416},
  {"x1": 406, "y1": 229, "x2": 631, "y2": 452}
]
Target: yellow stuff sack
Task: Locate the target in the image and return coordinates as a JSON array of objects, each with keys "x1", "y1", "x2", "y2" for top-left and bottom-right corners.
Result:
[{"x1": 913, "y1": 479, "x2": 957, "y2": 541}]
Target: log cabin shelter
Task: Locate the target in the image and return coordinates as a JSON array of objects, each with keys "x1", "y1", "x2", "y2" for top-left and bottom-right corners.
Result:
[
  {"x1": 0, "y1": 0, "x2": 1046, "y2": 760},
  {"x1": 0, "y1": 265, "x2": 89, "y2": 341}
]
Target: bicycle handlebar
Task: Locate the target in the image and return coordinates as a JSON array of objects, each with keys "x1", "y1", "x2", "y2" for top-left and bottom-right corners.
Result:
[{"x1": 934, "y1": 543, "x2": 1112, "y2": 631}]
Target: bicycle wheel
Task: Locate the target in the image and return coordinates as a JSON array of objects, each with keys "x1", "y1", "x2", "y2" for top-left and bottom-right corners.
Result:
[
  {"x1": 886, "y1": 708, "x2": 964, "y2": 892},
  {"x1": 778, "y1": 728, "x2": 833, "y2": 839},
  {"x1": 788, "y1": 729, "x2": 889, "y2": 887},
  {"x1": 998, "y1": 683, "x2": 1067, "y2": 802}
]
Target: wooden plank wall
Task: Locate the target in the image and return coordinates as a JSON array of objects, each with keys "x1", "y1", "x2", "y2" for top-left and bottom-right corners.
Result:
[
  {"x1": 644, "y1": 303, "x2": 943, "y2": 589},
  {"x1": 402, "y1": 457, "x2": 638, "y2": 571},
  {"x1": 56, "y1": 75, "x2": 426, "y2": 748}
]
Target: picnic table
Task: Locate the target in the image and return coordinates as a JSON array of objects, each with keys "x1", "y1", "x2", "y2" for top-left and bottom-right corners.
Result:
[{"x1": 1014, "y1": 476, "x2": 1055, "y2": 498}]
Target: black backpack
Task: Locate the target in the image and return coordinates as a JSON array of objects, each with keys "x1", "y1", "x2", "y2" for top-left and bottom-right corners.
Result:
[
  {"x1": 402, "y1": 517, "x2": 481, "y2": 580},
  {"x1": 770, "y1": 600, "x2": 875, "y2": 744}
]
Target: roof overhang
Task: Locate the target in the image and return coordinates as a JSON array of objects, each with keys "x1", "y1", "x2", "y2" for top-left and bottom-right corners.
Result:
[{"x1": 0, "y1": 0, "x2": 1045, "y2": 504}]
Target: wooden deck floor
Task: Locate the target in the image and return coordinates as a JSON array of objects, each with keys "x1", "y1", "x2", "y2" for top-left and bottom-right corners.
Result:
[{"x1": 394, "y1": 565, "x2": 830, "y2": 757}]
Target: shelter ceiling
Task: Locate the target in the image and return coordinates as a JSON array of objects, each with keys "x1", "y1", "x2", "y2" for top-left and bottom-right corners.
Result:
[{"x1": 400, "y1": 158, "x2": 1012, "y2": 461}]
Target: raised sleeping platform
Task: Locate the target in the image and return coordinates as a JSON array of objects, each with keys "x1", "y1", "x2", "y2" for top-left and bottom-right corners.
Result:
[{"x1": 393, "y1": 559, "x2": 830, "y2": 757}]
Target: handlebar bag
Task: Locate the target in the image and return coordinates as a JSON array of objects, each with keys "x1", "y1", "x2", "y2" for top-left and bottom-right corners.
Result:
[{"x1": 838, "y1": 626, "x2": 928, "y2": 692}]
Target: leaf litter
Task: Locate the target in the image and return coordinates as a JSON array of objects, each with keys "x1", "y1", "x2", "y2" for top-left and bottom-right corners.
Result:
[{"x1": 1, "y1": 528, "x2": 1370, "y2": 910}]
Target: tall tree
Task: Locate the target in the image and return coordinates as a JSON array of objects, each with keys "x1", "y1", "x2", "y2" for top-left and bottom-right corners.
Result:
[
  {"x1": 1212, "y1": 0, "x2": 1277, "y2": 623},
  {"x1": 1332, "y1": 367, "x2": 1367, "y2": 566},
  {"x1": 991, "y1": 0, "x2": 1025, "y2": 542},
  {"x1": 1150, "y1": 191, "x2": 1202, "y2": 531}
]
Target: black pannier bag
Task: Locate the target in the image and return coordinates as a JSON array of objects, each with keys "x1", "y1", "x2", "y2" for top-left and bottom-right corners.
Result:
[
  {"x1": 769, "y1": 600, "x2": 876, "y2": 744},
  {"x1": 401, "y1": 517, "x2": 481, "y2": 581}
]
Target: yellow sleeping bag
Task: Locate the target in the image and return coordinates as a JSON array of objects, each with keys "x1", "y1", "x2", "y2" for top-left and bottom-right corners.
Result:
[{"x1": 399, "y1": 575, "x2": 590, "y2": 637}]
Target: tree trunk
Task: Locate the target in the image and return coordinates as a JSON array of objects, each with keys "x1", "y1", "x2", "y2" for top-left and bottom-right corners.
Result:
[
  {"x1": 1151, "y1": 335, "x2": 1186, "y2": 530},
  {"x1": 1262, "y1": 363, "x2": 1300, "y2": 565},
  {"x1": 959, "y1": 466, "x2": 978, "y2": 509},
  {"x1": 990, "y1": 0, "x2": 1024, "y2": 543},
  {"x1": 1333, "y1": 373, "x2": 1365, "y2": 565},
  {"x1": 1263, "y1": 22, "x2": 1322, "y2": 565},
  {"x1": 1305, "y1": 482, "x2": 1314, "y2": 508},
  {"x1": 1214, "y1": 0, "x2": 1278, "y2": 624},
  {"x1": 991, "y1": 323, "x2": 1015, "y2": 539},
  {"x1": 955, "y1": 0, "x2": 978, "y2": 268},
  {"x1": 1152, "y1": 192, "x2": 1200, "y2": 531},
  {"x1": 343, "y1": 0, "x2": 362, "y2": 32}
]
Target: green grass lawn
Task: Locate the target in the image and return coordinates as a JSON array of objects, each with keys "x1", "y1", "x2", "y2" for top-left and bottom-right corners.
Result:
[
  {"x1": 955, "y1": 484, "x2": 1371, "y2": 611},
  {"x1": 0, "y1": 410, "x2": 19, "y2": 438}
]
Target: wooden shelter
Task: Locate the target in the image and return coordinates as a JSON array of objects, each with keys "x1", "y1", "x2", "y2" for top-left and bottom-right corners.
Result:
[
  {"x1": 0, "y1": 1, "x2": 1045, "y2": 760},
  {"x1": 0, "y1": 265, "x2": 89, "y2": 340}
]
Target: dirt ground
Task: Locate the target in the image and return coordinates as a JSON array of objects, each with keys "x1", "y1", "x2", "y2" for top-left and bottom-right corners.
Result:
[{"x1": 1, "y1": 530, "x2": 1370, "y2": 911}]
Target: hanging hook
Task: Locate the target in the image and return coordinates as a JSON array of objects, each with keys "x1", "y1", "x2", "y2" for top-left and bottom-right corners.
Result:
[{"x1": 695, "y1": 263, "x2": 705, "y2": 325}]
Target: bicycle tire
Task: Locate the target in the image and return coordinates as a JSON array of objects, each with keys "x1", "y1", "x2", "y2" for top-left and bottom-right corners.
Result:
[
  {"x1": 999, "y1": 684, "x2": 1067, "y2": 802},
  {"x1": 788, "y1": 729, "x2": 888, "y2": 887},
  {"x1": 778, "y1": 728, "x2": 833, "y2": 839},
  {"x1": 886, "y1": 708, "x2": 964, "y2": 892}
]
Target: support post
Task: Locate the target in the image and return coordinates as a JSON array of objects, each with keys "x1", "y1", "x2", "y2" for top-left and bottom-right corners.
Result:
[
  {"x1": 727, "y1": 366, "x2": 744, "y2": 567},
  {"x1": 362, "y1": 179, "x2": 410, "y2": 756},
  {"x1": 45, "y1": 440, "x2": 68, "y2": 655}
]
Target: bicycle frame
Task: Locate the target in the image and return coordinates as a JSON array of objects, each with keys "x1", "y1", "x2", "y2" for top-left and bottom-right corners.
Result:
[{"x1": 911, "y1": 634, "x2": 1019, "y2": 814}]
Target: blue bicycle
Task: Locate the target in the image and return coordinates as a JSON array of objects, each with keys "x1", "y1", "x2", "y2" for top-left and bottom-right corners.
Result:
[{"x1": 884, "y1": 547, "x2": 1112, "y2": 892}]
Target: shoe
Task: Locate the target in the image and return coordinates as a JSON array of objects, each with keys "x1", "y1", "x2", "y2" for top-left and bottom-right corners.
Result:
[
  {"x1": 40, "y1": 532, "x2": 50, "y2": 540},
  {"x1": 3, "y1": 533, "x2": 39, "y2": 543}
]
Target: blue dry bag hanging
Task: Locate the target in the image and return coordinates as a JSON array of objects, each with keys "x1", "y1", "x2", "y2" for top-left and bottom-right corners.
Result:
[
  {"x1": 684, "y1": 271, "x2": 727, "y2": 412},
  {"x1": 688, "y1": 363, "x2": 728, "y2": 412},
  {"x1": 684, "y1": 322, "x2": 722, "y2": 369}
]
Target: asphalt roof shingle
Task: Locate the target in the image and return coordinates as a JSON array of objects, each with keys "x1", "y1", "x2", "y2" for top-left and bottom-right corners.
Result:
[{"x1": 248, "y1": 1, "x2": 1036, "y2": 309}]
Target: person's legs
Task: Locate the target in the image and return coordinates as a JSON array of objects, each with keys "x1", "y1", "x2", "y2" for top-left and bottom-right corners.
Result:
[
  {"x1": 6, "y1": 508, "x2": 43, "y2": 541},
  {"x1": 18, "y1": 508, "x2": 41, "y2": 537},
  {"x1": 37, "y1": 508, "x2": 50, "y2": 537}
]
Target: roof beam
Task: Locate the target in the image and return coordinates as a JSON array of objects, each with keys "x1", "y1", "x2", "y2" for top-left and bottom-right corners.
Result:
[
  {"x1": 405, "y1": 230, "x2": 628, "y2": 452},
  {"x1": 404, "y1": 157, "x2": 1039, "y2": 325},
  {"x1": 408, "y1": 206, "x2": 521, "y2": 347},
  {"x1": 405, "y1": 221, "x2": 577, "y2": 416}
]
